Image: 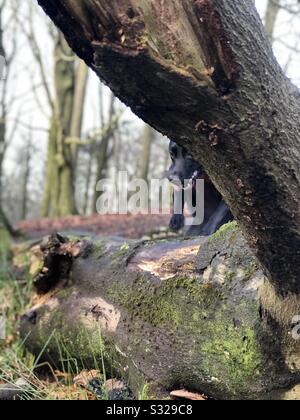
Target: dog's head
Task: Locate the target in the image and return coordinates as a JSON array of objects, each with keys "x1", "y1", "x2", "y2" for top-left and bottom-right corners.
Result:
[{"x1": 165, "y1": 141, "x2": 203, "y2": 190}]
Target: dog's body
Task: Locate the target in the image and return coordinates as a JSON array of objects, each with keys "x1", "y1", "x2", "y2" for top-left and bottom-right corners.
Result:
[{"x1": 166, "y1": 141, "x2": 233, "y2": 237}]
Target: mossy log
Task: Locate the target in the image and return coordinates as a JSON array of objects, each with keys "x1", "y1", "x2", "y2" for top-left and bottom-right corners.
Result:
[{"x1": 20, "y1": 224, "x2": 300, "y2": 400}]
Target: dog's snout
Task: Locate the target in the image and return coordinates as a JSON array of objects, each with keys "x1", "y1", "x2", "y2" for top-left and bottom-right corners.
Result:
[
  {"x1": 165, "y1": 169, "x2": 175, "y2": 182},
  {"x1": 167, "y1": 173, "x2": 176, "y2": 182}
]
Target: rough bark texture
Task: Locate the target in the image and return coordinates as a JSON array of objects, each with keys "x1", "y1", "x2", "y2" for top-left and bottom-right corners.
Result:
[
  {"x1": 37, "y1": 0, "x2": 300, "y2": 296},
  {"x1": 20, "y1": 224, "x2": 299, "y2": 400}
]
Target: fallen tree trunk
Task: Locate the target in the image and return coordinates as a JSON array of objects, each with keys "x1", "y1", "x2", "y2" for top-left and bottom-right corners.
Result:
[
  {"x1": 37, "y1": 0, "x2": 300, "y2": 296},
  {"x1": 21, "y1": 224, "x2": 300, "y2": 400}
]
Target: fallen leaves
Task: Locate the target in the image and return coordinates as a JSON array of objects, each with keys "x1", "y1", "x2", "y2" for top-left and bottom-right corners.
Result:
[
  {"x1": 73, "y1": 371, "x2": 133, "y2": 400},
  {"x1": 18, "y1": 213, "x2": 171, "y2": 240},
  {"x1": 73, "y1": 370, "x2": 101, "y2": 388}
]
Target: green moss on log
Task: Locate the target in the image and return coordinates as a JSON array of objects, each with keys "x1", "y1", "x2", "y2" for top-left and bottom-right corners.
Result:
[
  {"x1": 21, "y1": 223, "x2": 299, "y2": 399},
  {"x1": 107, "y1": 275, "x2": 221, "y2": 329}
]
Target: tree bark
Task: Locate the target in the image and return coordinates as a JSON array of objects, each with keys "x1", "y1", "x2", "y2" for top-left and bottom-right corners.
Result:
[
  {"x1": 42, "y1": 33, "x2": 89, "y2": 218},
  {"x1": 93, "y1": 93, "x2": 119, "y2": 212},
  {"x1": 37, "y1": 0, "x2": 300, "y2": 296},
  {"x1": 83, "y1": 142, "x2": 94, "y2": 215},
  {"x1": 41, "y1": 116, "x2": 60, "y2": 218},
  {"x1": 138, "y1": 124, "x2": 153, "y2": 184},
  {"x1": 69, "y1": 59, "x2": 89, "y2": 164},
  {"x1": 20, "y1": 224, "x2": 300, "y2": 400},
  {"x1": 41, "y1": 32, "x2": 76, "y2": 218}
]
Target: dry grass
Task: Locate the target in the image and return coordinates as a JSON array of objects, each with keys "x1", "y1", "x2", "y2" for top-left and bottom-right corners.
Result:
[{"x1": 0, "y1": 229, "x2": 100, "y2": 400}]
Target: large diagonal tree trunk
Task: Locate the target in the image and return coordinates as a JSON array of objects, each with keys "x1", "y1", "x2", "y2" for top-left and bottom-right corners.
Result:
[{"x1": 37, "y1": 0, "x2": 300, "y2": 296}]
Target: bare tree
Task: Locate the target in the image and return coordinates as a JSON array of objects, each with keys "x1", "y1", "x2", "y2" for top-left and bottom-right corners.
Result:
[
  {"x1": 0, "y1": 0, "x2": 19, "y2": 235},
  {"x1": 20, "y1": 4, "x2": 89, "y2": 217}
]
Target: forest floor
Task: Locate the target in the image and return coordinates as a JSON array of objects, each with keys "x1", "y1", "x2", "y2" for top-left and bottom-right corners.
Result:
[
  {"x1": 17, "y1": 213, "x2": 171, "y2": 240},
  {"x1": 1, "y1": 213, "x2": 196, "y2": 400}
]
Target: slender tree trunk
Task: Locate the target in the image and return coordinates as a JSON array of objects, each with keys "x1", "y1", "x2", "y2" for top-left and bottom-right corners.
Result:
[
  {"x1": 0, "y1": 205, "x2": 18, "y2": 237},
  {"x1": 42, "y1": 33, "x2": 89, "y2": 218},
  {"x1": 92, "y1": 94, "x2": 117, "y2": 212},
  {"x1": 69, "y1": 59, "x2": 89, "y2": 164},
  {"x1": 0, "y1": 4, "x2": 6, "y2": 198},
  {"x1": 93, "y1": 135, "x2": 111, "y2": 212},
  {"x1": 0, "y1": 135, "x2": 4, "y2": 205},
  {"x1": 42, "y1": 32, "x2": 76, "y2": 217},
  {"x1": 264, "y1": 0, "x2": 280, "y2": 42},
  {"x1": 0, "y1": 3, "x2": 7, "y2": 223},
  {"x1": 83, "y1": 142, "x2": 93, "y2": 215},
  {"x1": 38, "y1": 0, "x2": 300, "y2": 296},
  {"x1": 58, "y1": 163, "x2": 76, "y2": 216},
  {"x1": 0, "y1": 3, "x2": 18, "y2": 236},
  {"x1": 138, "y1": 124, "x2": 153, "y2": 183},
  {"x1": 41, "y1": 116, "x2": 59, "y2": 218},
  {"x1": 20, "y1": 138, "x2": 31, "y2": 221},
  {"x1": 55, "y1": 34, "x2": 77, "y2": 217}
]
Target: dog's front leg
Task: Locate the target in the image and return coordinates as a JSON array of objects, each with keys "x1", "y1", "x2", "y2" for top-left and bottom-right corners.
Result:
[{"x1": 169, "y1": 189, "x2": 185, "y2": 231}]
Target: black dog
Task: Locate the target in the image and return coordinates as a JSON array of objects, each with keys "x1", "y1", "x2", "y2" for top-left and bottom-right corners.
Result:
[{"x1": 166, "y1": 141, "x2": 233, "y2": 237}]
